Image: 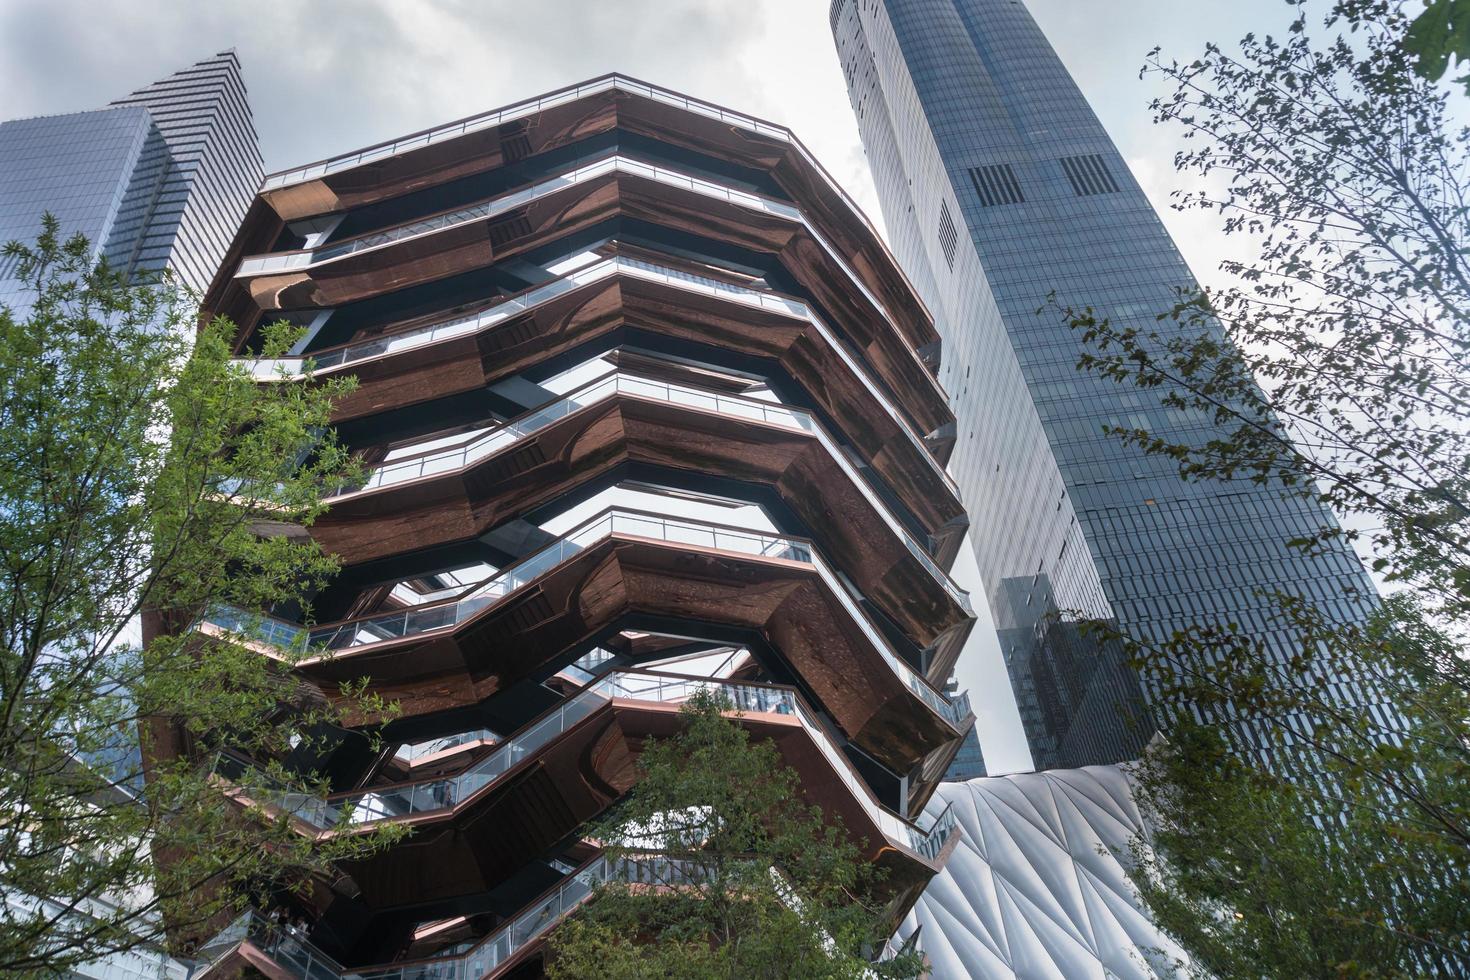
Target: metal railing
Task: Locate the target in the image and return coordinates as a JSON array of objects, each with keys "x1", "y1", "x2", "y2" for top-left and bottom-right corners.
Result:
[
  {"x1": 212, "y1": 669, "x2": 958, "y2": 866},
  {"x1": 243, "y1": 156, "x2": 828, "y2": 292},
  {"x1": 246, "y1": 153, "x2": 903, "y2": 376},
  {"x1": 193, "y1": 852, "x2": 769, "y2": 980},
  {"x1": 258, "y1": 76, "x2": 870, "y2": 240},
  {"x1": 192, "y1": 911, "x2": 350, "y2": 980},
  {"x1": 333, "y1": 370, "x2": 808, "y2": 496},
  {"x1": 322, "y1": 368, "x2": 968, "y2": 613},
  {"x1": 215, "y1": 672, "x2": 794, "y2": 830},
  {"x1": 259, "y1": 76, "x2": 791, "y2": 191},
  {"x1": 234, "y1": 252, "x2": 958, "y2": 498},
  {"x1": 197, "y1": 684, "x2": 959, "y2": 977},
  {"x1": 207, "y1": 508, "x2": 808, "y2": 655},
  {"x1": 393, "y1": 730, "x2": 498, "y2": 766},
  {"x1": 200, "y1": 508, "x2": 968, "y2": 732}
]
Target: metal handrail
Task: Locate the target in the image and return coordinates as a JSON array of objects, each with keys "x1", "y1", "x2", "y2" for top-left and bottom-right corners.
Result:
[
  {"x1": 238, "y1": 155, "x2": 886, "y2": 330},
  {"x1": 253, "y1": 71, "x2": 938, "y2": 373},
  {"x1": 191, "y1": 846, "x2": 909, "y2": 980},
  {"x1": 258, "y1": 76, "x2": 869, "y2": 242},
  {"x1": 205, "y1": 507, "x2": 807, "y2": 652},
  {"x1": 234, "y1": 252, "x2": 958, "y2": 497},
  {"x1": 249, "y1": 154, "x2": 791, "y2": 274},
  {"x1": 323, "y1": 369, "x2": 968, "y2": 613},
  {"x1": 199, "y1": 507, "x2": 968, "y2": 732},
  {"x1": 393, "y1": 730, "x2": 497, "y2": 766},
  {"x1": 213, "y1": 668, "x2": 959, "y2": 861}
]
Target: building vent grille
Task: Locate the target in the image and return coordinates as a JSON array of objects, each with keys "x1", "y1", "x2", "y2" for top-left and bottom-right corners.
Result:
[
  {"x1": 1060, "y1": 154, "x2": 1120, "y2": 196},
  {"x1": 938, "y1": 201, "x2": 958, "y2": 269},
  {"x1": 968, "y1": 164, "x2": 1025, "y2": 207},
  {"x1": 498, "y1": 120, "x2": 533, "y2": 163},
  {"x1": 488, "y1": 210, "x2": 533, "y2": 249}
]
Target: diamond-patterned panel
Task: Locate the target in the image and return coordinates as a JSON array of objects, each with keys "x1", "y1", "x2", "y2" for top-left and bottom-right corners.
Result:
[{"x1": 899, "y1": 765, "x2": 1187, "y2": 979}]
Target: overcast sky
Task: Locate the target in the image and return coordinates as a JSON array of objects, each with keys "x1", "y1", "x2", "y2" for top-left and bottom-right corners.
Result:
[{"x1": 0, "y1": 0, "x2": 1295, "y2": 774}]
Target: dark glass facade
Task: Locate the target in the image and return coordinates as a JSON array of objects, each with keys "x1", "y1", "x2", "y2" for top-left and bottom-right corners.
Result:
[
  {"x1": 942, "y1": 674, "x2": 986, "y2": 779},
  {"x1": 0, "y1": 51, "x2": 260, "y2": 303},
  {"x1": 832, "y1": 0, "x2": 1379, "y2": 768}
]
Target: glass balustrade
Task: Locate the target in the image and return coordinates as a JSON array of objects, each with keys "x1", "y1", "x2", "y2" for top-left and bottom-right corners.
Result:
[
  {"x1": 197, "y1": 670, "x2": 961, "y2": 980},
  {"x1": 259, "y1": 77, "x2": 784, "y2": 191},
  {"x1": 214, "y1": 672, "x2": 791, "y2": 830},
  {"x1": 329, "y1": 371, "x2": 806, "y2": 496},
  {"x1": 238, "y1": 261, "x2": 619, "y2": 378},
  {"x1": 325, "y1": 369, "x2": 966, "y2": 612},
  {"x1": 200, "y1": 507, "x2": 967, "y2": 731},
  {"x1": 243, "y1": 157, "x2": 793, "y2": 277},
  {"x1": 204, "y1": 508, "x2": 807, "y2": 656},
  {"x1": 393, "y1": 730, "x2": 498, "y2": 766},
  {"x1": 256, "y1": 78, "x2": 880, "y2": 330},
  {"x1": 193, "y1": 852, "x2": 809, "y2": 980},
  {"x1": 243, "y1": 152, "x2": 896, "y2": 359},
  {"x1": 213, "y1": 670, "x2": 957, "y2": 864},
  {"x1": 234, "y1": 251, "x2": 957, "y2": 500},
  {"x1": 805, "y1": 548, "x2": 971, "y2": 728},
  {"x1": 554, "y1": 645, "x2": 619, "y2": 686}
]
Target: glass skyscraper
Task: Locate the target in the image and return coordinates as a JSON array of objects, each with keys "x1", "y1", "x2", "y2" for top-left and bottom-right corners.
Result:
[
  {"x1": 0, "y1": 52, "x2": 259, "y2": 980},
  {"x1": 831, "y1": 0, "x2": 1378, "y2": 769},
  {"x1": 0, "y1": 50, "x2": 260, "y2": 304},
  {"x1": 942, "y1": 677, "x2": 986, "y2": 779}
]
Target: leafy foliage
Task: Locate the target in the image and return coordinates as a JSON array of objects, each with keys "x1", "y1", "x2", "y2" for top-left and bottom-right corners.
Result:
[
  {"x1": 0, "y1": 218, "x2": 400, "y2": 976},
  {"x1": 1047, "y1": 0, "x2": 1470, "y2": 971},
  {"x1": 1123, "y1": 596, "x2": 1470, "y2": 977},
  {"x1": 546, "y1": 691, "x2": 921, "y2": 980},
  {"x1": 1073, "y1": 0, "x2": 1470, "y2": 619},
  {"x1": 1405, "y1": 0, "x2": 1470, "y2": 90}
]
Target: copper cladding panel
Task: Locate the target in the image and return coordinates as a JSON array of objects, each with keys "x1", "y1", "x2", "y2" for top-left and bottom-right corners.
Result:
[
  {"x1": 335, "y1": 700, "x2": 937, "y2": 913},
  {"x1": 316, "y1": 272, "x2": 962, "y2": 550},
  {"x1": 235, "y1": 173, "x2": 949, "y2": 439},
  {"x1": 314, "y1": 397, "x2": 968, "y2": 651},
  {"x1": 295, "y1": 537, "x2": 955, "y2": 773}
]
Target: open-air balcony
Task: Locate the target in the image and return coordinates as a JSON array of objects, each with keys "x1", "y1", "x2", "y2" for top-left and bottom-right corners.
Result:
[
  {"x1": 235, "y1": 252, "x2": 963, "y2": 557},
  {"x1": 240, "y1": 74, "x2": 934, "y2": 360},
  {"x1": 192, "y1": 845, "x2": 935, "y2": 980},
  {"x1": 226, "y1": 157, "x2": 945, "y2": 438},
  {"x1": 199, "y1": 507, "x2": 972, "y2": 773},
  {"x1": 305, "y1": 370, "x2": 971, "y2": 662},
  {"x1": 209, "y1": 669, "x2": 962, "y2": 929}
]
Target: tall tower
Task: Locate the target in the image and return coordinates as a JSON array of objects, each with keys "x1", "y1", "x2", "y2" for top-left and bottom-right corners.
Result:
[
  {"x1": 0, "y1": 50, "x2": 261, "y2": 302},
  {"x1": 108, "y1": 50, "x2": 262, "y2": 296},
  {"x1": 179, "y1": 76, "x2": 975, "y2": 976},
  {"x1": 831, "y1": 0, "x2": 1377, "y2": 768}
]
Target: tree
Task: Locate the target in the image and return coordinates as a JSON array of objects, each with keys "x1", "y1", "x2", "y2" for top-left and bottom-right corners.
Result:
[
  {"x1": 545, "y1": 691, "x2": 922, "y2": 980},
  {"x1": 0, "y1": 217, "x2": 400, "y2": 976},
  {"x1": 1050, "y1": 0, "x2": 1470, "y2": 971},
  {"x1": 1405, "y1": 0, "x2": 1470, "y2": 92},
  {"x1": 1124, "y1": 595, "x2": 1470, "y2": 978},
  {"x1": 1127, "y1": 722, "x2": 1404, "y2": 979}
]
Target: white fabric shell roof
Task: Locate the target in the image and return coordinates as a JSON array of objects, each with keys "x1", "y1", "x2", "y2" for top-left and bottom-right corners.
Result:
[{"x1": 902, "y1": 765, "x2": 1189, "y2": 979}]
